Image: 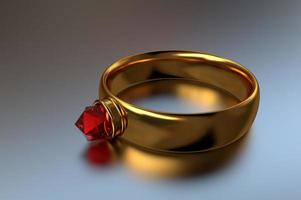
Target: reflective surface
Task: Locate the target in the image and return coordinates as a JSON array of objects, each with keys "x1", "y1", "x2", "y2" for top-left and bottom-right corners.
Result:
[
  {"x1": 1, "y1": 1, "x2": 301, "y2": 199},
  {"x1": 83, "y1": 134, "x2": 248, "y2": 178}
]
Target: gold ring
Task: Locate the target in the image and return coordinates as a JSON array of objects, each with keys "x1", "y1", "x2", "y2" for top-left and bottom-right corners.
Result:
[{"x1": 76, "y1": 51, "x2": 259, "y2": 153}]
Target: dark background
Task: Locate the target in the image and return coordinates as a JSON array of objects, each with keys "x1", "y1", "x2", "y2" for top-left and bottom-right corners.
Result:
[{"x1": 1, "y1": 1, "x2": 300, "y2": 199}]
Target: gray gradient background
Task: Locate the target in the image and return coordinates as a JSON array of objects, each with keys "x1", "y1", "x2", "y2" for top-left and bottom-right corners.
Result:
[{"x1": 1, "y1": 0, "x2": 301, "y2": 199}]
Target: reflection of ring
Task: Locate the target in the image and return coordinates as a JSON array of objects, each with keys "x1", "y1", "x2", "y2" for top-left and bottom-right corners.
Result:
[
  {"x1": 75, "y1": 51, "x2": 259, "y2": 153},
  {"x1": 84, "y1": 135, "x2": 248, "y2": 177}
]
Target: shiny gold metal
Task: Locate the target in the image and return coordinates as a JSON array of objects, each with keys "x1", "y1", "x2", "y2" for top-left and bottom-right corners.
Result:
[
  {"x1": 99, "y1": 51, "x2": 260, "y2": 153},
  {"x1": 100, "y1": 98, "x2": 127, "y2": 138}
]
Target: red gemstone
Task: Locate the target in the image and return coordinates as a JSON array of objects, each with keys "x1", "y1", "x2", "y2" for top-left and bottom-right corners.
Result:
[{"x1": 75, "y1": 103, "x2": 112, "y2": 141}]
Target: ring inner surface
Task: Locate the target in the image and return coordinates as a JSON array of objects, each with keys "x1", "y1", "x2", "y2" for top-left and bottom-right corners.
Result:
[
  {"x1": 117, "y1": 79, "x2": 240, "y2": 113},
  {"x1": 107, "y1": 58, "x2": 254, "y2": 114}
]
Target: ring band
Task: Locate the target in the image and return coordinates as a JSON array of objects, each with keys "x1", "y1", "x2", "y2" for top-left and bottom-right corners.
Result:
[{"x1": 76, "y1": 51, "x2": 259, "y2": 153}]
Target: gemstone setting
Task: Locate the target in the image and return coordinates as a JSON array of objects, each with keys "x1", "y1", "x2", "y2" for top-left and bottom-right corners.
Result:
[{"x1": 75, "y1": 103, "x2": 112, "y2": 141}]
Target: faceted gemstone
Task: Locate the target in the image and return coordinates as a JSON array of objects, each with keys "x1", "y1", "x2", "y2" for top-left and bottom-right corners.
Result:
[{"x1": 75, "y1": 103, "x2": 112, "y2": 141}]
